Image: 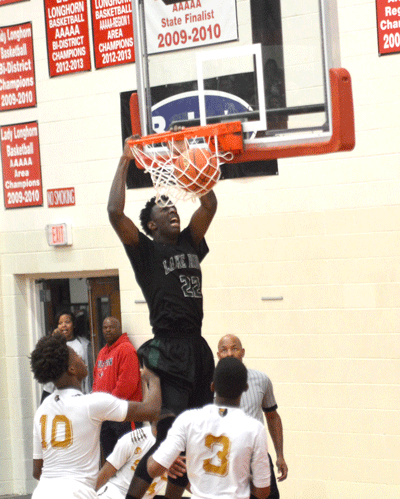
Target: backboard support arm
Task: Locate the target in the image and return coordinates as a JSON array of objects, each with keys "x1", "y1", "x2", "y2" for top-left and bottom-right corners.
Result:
[{"x1": 132, "y1": 0, "x2": 151, "y2": 136}]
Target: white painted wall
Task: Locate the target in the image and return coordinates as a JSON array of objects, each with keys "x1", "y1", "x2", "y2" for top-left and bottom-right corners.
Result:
[{"x1": 1, "y1": 0, "x2": 399, "y2": 497}]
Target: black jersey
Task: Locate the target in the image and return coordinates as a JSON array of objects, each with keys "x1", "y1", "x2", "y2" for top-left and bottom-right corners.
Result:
[{"x1": 124, "y1": 227, "x2": 209, "y2": 335}]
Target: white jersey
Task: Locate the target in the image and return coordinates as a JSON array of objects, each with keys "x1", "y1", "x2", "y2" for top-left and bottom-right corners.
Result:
[
  {"x1": 153, "y1": 404, "x2": 271, "y2": 499},
  {"x1": 98, "y1": 426, "x2": 167, "y2": 499},
  {"x1": 33, "y1": 389, "x2": 128, "y2": 490},
  {"x1": 32, "y1": 477, "x2": 98, "y2": 499},
  {"x1": 240, "y1": 368, "x2": 277, "y2": 424}
]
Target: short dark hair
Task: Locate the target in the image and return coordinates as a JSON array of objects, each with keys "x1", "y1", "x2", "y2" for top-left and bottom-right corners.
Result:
[
  {"x1": 30, "y1": 333, "x2": 69, "y2": 384},
  {"x1": 140, "y1": 197, "x2": 157, "y2": 236},
  {"x1": 54, "y1": 309, "x2": 76, "y2": 331},
  {"x1": 139, "y1": 196, "x2": 171, "y2": 236},
  {"x1": 213, "y1": 357, "x2": 247, "y2": 399}
]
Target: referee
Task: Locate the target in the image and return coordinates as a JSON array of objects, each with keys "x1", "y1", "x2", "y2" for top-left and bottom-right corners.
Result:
[{"x1": 217, "y1": 334, "x2": 288, "y2": 499}]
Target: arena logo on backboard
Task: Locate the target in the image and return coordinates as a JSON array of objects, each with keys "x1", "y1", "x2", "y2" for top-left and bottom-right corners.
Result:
[{"x1": 151, "y1": 90, "x2": 251, "y2": 134}]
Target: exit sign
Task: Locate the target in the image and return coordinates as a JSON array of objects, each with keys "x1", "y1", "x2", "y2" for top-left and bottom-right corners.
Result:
[{"x1": 46, "y1": 223, "x2": 72, "y2": 246}]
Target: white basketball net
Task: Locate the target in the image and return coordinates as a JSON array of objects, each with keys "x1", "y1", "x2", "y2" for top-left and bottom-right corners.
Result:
[{"x1": 131, "y1": 136, "x2": 233, "y2": 206}]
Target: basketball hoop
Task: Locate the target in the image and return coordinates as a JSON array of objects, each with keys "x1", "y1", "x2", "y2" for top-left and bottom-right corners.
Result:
[{"x1": 129, "y1": 122, "x2": 243, "y2": 205}]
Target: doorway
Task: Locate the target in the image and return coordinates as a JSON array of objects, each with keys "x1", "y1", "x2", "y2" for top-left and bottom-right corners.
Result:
[
  {"x1": 87, "y1": 276, "x2": 121, "y2": 357},
  {"x1": 37, "y1": 275, "x2": 121, "y2": 390}
]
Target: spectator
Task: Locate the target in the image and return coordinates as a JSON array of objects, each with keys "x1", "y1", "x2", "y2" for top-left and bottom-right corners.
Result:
[
  {"x1": 217, "y1": 334, "x2": 288, "y2": 499},
  {"x1": 41, "y1": 309, "x2": 92, "y2": 400},
  {"x1": 93, "y1": 317, "x2": 142, "y2": 457}
]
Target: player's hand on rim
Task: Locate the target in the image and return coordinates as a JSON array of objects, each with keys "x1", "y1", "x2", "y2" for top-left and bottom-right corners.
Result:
[{"x1": 123, "y1": 135, "x2": 139, "y2": 160}]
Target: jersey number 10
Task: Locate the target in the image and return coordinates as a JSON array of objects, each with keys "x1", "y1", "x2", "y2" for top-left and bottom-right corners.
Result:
[{"x1": 40, "y1": 415, "x2": 73, "y2": 449}]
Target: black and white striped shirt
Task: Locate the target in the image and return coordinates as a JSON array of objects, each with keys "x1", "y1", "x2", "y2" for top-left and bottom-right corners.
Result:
[{"x1": 240, "y1": 368, "x2": 278, "y2": 424}]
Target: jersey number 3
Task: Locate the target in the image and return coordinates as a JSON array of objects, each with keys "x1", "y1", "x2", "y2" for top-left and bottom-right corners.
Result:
[
  {"x1": 203, "y1": 434, "x2": 231, "y2": 476},
  {"x1": 39, "y1": 415, "x2": 73, "y2": 449}
]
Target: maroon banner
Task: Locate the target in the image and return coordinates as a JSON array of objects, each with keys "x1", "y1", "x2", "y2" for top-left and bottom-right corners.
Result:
[
  {"x1": 91, "y1": 0, "x2": 134, "y2": 69},
  {"x1": 1, "y1": 122, "x2": 43, "y2": 209},
  {"x1": 0, "y1": 23, "x2": 37, "y2": 111},
  {"x1": 44, "y1": 0, "x2": 91, "y2": 77},
  {"x1": 376, "y1": 0, "x2": 400, "y2": 55}
]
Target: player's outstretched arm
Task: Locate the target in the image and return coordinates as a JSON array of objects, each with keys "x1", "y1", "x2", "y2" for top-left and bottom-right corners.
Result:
[
  {"x1": 189, "y1": 189, "x2": 217, "y2": 247},
  {"x1": 124, "y1": 367, "x2": 161, "y2": 423},
  {"x1": 96, "y1": 461, "x2": 118, "y2": 490},
  {"x1": 108, "y1": 136, "x2": 140, "y2": 247}
]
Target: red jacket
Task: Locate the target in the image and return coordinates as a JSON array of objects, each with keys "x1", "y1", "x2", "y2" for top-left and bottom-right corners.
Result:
[{"x1": 92, "y1": 333, "x2": 142, "y2": 403}]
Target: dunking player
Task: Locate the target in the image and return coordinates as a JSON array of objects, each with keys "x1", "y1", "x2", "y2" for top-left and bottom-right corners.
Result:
[
  {"x1": 30, "y1": 333, "x2": 161, "y2": 499},
  {"x1": 108, "y1": 137, "x2": 216, "y2": 498},
  {"x1": 147, "y1": 357, "x2": 271, "y2": 499}
]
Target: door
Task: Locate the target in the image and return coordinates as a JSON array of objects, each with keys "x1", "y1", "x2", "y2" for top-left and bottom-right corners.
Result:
[{"x1": 87, "y1": 276, "x2": 121, "y2": 361}]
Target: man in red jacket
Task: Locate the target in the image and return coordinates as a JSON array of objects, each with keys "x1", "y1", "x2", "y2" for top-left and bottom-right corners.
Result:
[{"x1": 93, "y1": 317, "x2": 142, "y2": 458}]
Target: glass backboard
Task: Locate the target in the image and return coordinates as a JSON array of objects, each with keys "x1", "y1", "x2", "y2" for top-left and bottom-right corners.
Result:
[{"x1": 131, "y1": 0, "x2": 354, "y2": 160}]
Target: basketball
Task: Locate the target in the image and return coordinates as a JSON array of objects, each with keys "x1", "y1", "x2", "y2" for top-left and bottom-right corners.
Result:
[{"x1": 174, "y1": 148, "x2": 220, "y2": 195}]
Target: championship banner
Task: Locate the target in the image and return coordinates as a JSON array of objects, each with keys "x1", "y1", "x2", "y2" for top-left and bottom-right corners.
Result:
[
  {"x1": 91, "y1": 0, "x2": 134, "y2": 69},
  {"x1": 376, "y1": 0, "x2": 400, "y2": 55},
  {"x1": 145, "y1": 0, "x2": 238, "y2": 55},
  {"x1": 0, "y1": 23, "x2": 37, "y2": 111},
  {"x1": 1, "y1": 122, "x2": 43, "y2": 209},
  {"x1": 44, "y1": 0, "x2": 91, "y2": 77}
]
